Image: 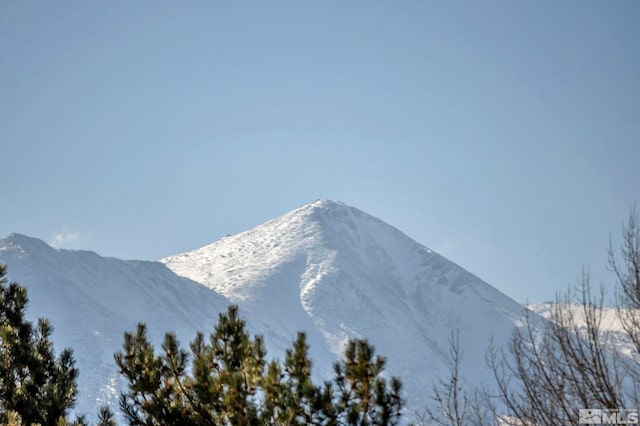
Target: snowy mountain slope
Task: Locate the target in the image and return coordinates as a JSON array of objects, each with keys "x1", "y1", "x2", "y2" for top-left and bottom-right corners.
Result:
[
  {"x1": 0, "y1": 233, "x2": 229, "y2": 419},
  {"x1": 528, "y1": 303, "x2": 637, "y2": 358},
  {"x1": 162, "y1": 200, "x2": 532, "y2": 415},
  {"x1": 0, "y1": 201, "x2": 539, "y2": 420}
]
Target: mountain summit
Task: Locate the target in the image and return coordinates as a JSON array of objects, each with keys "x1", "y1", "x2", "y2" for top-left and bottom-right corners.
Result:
[{"x1": 162, "y1": 200, "x2": 528, "y2": 412}]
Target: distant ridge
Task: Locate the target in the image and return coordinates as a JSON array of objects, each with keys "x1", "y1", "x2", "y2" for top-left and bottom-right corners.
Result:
[{"x1": 0, "y1": 233, "x2": 229, "y2": 419}]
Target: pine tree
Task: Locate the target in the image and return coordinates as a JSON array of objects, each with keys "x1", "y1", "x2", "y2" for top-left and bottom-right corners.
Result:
[
  {"x1": 333, "y1": 339, "x2": 403, "y2": 426},
  {"x1": 261, "y1": 332, "x2": 335, "y2": 425},
  {"x1": 115, "y1": 305, "x2": 268, "y2": 425},
  {"x1": 115, "y1": 305, "x2": 404, "y2": 425},
  {"x1": 0, "y1": 264, "x2": 79, "y2": 426}
]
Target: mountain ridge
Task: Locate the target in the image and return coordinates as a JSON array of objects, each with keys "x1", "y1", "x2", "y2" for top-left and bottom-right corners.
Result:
[
  {"x1": 0, "y1": 200, "x2": 532, "y2": 420},
  {"x1": 0, "y1": 233, "x2": 230, "y2": 419}
]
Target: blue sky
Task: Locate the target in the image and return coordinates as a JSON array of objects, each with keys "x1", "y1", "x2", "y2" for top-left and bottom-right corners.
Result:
[{"x1": 2, "y1": 1, "x2": 638, "y2": 303}]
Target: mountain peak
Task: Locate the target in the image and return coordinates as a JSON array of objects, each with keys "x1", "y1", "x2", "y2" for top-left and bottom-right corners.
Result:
[
  {"x1": 4, "y1": 232, "x2": 38, "y2": 244},
  {"x1": 1, "y1": 233, "x2": 53, "y2": 255},
  {"x1": 161, "y1": 201, "x2": 527, "y2": 413},
  {"x1": 301, "y1": 199, "x2": 352, "y2": 212},
  {"x1": 304, "y1": 199, "x2": 345, "y2": 208},
  {"x1": 289, "y1": 199, "x2": 355, "y2": 222},
  {"x1": 279, "y1": 199, "x2": 387, "y2": 236},
  {"x1": 299, "y1": 199, "x2": 372, "y2": 214}
]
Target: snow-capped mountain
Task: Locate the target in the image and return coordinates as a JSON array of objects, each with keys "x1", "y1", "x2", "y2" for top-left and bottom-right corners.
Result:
[
  {"x1": 0, "y1": 233, "x2": 229, "y2": 418},
  {"x1": 0, "y1": 200, "x2": 532, "y2": 420},
  {"x1": 162, "y1": 200, "x2": 529, "y2": 414}
]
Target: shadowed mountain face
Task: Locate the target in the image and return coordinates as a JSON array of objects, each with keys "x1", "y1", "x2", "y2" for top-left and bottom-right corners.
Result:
[
  {"x1": 0, "y1": 233, "x2": 229, "y2": 418},
  {"x1": 0, "y1": 200, "x2": 531, "y2": 419}
]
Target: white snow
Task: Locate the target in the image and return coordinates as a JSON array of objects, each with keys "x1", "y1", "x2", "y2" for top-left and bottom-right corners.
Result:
[
  {"x1": 0, "y1": 200, "x2": 540, "y2": 421},
  {"x1": 162, "y1": 200, "x2": 532, "y2": 417},
  {"x1": 0, "y1": 233, "x2": 229, "y2": 420}
]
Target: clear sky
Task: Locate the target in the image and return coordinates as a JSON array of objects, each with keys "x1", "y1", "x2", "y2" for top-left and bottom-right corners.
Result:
[{"x1": 1, "y1": 1, "x2": 638, "y2": 303}]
